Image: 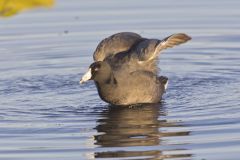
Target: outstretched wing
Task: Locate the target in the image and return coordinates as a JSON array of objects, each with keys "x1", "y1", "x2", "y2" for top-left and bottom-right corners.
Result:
[
  {"x1": 135, "y1": 33, "x2": 191, "y2": 62},
  {"x1": 101, "y1": 33, "x2": 191, "y2": 74},
  {"x1": 93, "y1": 32, "x2": 142, "y2": 61}
]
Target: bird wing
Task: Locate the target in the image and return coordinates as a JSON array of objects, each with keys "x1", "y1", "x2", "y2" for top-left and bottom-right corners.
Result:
[
  {"x1": 93, "y1": 32, "x2": 142, "y2": 61},
  {"x1": 135, "y1": 33, "x2": 191, "y2": 62},
  {"x1": 103, "y1": 33, "x2": 191, "y2": 74}
]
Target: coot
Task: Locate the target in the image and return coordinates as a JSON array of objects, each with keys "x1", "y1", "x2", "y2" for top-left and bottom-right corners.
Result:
[{"x1": 80, "y1": 32, "x2": 191, "y2": 105}]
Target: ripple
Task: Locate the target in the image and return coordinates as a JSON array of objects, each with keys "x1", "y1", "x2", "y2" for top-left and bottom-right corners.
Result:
[{"x1": 1, "y1": 0, "x2": 240, "y2": 159}]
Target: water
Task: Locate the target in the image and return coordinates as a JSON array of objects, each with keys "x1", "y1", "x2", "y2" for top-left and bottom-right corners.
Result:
[{"x1": 0, "y1": 0, "x2": 240, "y2": 159}]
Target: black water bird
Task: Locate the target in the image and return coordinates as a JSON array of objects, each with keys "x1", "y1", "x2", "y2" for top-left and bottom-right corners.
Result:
[{"x1": 80, "y1": 32, "x2": 191, "y2": 105}]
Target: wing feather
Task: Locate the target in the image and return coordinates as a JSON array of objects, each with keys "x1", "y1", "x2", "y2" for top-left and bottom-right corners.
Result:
[
  {"x1": 135, "y1": 33, "x2": 191, "y2": 62},
  {"x1": 93, "y1": 32, "x2": 142, "y2": 61}
]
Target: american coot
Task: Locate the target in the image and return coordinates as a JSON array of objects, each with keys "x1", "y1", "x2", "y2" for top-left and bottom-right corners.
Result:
[{"x1": 80, "y1": 32, "x2": 191, "y2": 106}]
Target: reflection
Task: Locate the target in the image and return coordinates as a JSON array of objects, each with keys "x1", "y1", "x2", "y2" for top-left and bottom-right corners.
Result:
[
  {"x1": 95, "y1": 104, "x2": 192, "y2": 159},
  {"x1": 0, "y1": 0, "x2": 54, "y2": 17}
]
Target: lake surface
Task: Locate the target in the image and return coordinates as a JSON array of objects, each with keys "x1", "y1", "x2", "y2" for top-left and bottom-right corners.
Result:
[{"x1": 0, "y1": 0, "x2": 240, "y2": 159}]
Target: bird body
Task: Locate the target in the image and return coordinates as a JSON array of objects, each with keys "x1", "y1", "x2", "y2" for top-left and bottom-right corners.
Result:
[
  {"x1": 80, "y1": 32, "x2": 191, "y2": 106},
  {"x1": 95, "y1": 68, "x2": 164, "y2": 105}
]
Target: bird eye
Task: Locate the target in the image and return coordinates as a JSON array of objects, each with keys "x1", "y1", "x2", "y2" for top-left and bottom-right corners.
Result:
[
  {"x1": 94, "y1": 64, "x2": 101, "y2": 71},
  {"x1": 91, "y1": 63, "x2": 101, "y2": 72}
]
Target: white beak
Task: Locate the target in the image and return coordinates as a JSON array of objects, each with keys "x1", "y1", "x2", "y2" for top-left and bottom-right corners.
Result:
[{"x1": 80, "y1": 68, "x2": 92, "y2": 84}]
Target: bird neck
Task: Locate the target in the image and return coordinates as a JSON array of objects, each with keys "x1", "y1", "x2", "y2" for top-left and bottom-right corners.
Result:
[{"x1": 94, "y1": 73, "x2": 118, "y2": 104}]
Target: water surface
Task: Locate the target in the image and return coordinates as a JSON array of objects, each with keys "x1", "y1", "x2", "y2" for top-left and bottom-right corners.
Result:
[{"x1": 0, "y1": 0, "x2": 240, "y2": 159}]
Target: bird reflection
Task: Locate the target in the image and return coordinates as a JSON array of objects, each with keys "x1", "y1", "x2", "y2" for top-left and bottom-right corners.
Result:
[{"x1": 94, "y1": 103, "x2": 192, "y2": 159}]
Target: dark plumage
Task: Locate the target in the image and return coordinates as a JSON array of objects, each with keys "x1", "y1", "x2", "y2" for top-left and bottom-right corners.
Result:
[{"x1": 80, "y1": 32, "x2": 191, "y2": 105}]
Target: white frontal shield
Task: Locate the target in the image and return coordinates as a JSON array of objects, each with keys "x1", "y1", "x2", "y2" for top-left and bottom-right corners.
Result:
[{"x1": 80, "y1": 68, "x2": 92, "y2": 84}]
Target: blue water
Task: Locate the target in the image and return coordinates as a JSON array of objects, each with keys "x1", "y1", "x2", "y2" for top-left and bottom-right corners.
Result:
[{"x1": 0, "y1": 0, "x2": 240, "y2": 159}]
